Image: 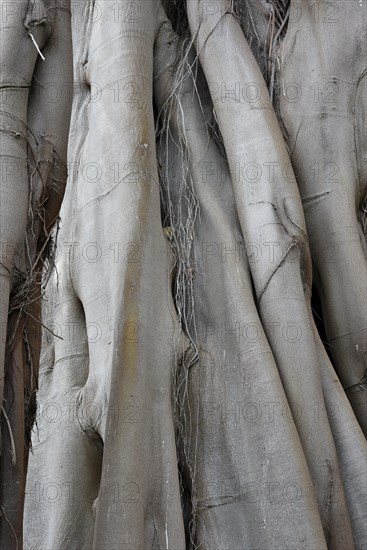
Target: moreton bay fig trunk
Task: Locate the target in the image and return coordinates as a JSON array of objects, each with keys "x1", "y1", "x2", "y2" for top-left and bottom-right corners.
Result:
[
  {"x1": 277, "y1": 0, "x2": 367, "y2": 434},
  {"x1": 0, "y1": 0, "x2": 364, "y2": 548},
  {"x1": 24, "y1": 1, "x2": 185, "y2": 548},
  {"x1": 0, "y1": 0, "x2": 72, "y2": 547}
]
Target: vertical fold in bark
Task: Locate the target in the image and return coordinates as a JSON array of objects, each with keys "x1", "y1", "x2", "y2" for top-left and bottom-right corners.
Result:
[
  {"x1": 186, "y1": 1, "x2": 359, "y2": 546},
  {"x1": 277, "y1": 0, "x2": 367, "y2": 435},
  {"x1": 154, "y1": 17, "x2": 325, "y2": 550},
  {"x1": 25, "y1": 1, "x2": 186, "y2": 548}
]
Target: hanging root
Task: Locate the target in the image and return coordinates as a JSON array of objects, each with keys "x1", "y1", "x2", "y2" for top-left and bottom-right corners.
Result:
[
  {"x1": 233, "y1": 0, "x2": 290, "y2": 98},
  {"x1": 28, "y1": 33, "x2": 46, "y2": 61},
  {"x1": 2, "y1": 131, "x2": 65, "y2": 454},
  {"x1": 156, "y1": 38, "x2": 200, "y2": 345},
  {"x1": 155, "y1": 24, "x2": 206, "y2": 547},
  {"x1": 1, "y1": 407, "x2": 16, "y2": 466}
]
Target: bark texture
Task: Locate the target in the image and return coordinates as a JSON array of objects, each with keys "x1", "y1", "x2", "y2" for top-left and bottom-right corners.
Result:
[
  {"x1": 0, "y1": 1, "x2": 72, "y2": 547},
  {"x1": 0, "y1": 0, "x2": 365, "y2": 548}
]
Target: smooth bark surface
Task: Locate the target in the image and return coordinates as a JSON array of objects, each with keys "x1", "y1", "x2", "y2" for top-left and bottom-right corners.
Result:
[
  {"x1": 278, "y1": 0, "x2": 367, "y2": 434},
  {"x1": 25, "y1": 1, "x2": 185, "y2": 548}
]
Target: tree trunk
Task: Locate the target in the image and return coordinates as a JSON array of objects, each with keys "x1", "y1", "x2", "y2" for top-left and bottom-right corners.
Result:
[
  {"x1": 0, "y1": 0, "x2": 365, "y2": 548},
  {"x1": 0, "y1": 1, "x2": 72, "y2": 546}
]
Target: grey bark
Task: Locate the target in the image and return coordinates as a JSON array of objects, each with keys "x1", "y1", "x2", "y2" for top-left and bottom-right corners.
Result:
[{"x1": 0, "y1": 0, "x2": 365, "y2": 548}]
